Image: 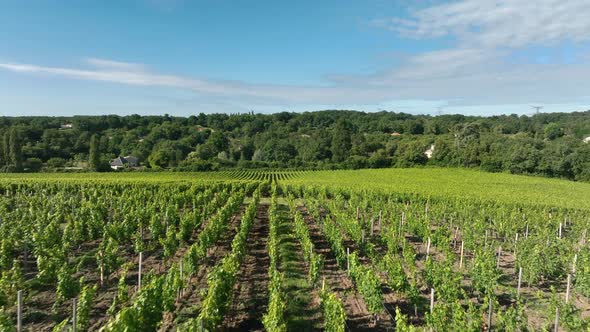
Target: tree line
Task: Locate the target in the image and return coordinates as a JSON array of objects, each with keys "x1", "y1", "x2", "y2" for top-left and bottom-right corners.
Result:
[{"x1": 0, "y1": 110, "x2": 589, "y2": 181}]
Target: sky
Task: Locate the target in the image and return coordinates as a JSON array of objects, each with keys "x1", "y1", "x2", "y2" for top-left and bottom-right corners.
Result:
[{"x1": 1, "y1": 0, "x2": 590, "y2": 116}]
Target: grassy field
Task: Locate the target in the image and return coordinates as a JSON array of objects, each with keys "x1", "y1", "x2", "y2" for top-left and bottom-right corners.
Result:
[
  {"x1": 1, "y1": 167, "x2": 589, "y2": 209},
  {"x1": 286, "y1": 168, "x2": 590, "y2": 210}
]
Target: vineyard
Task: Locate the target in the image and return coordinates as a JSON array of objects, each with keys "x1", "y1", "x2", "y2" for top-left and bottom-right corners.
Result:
[{"x1": 0, "y1": 169, "x2": 590, "y2": 331}]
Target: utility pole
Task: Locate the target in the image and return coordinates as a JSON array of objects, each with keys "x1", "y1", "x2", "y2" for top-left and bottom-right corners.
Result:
[{"x1": 531, "y1": 105, "x2": 543, "y2": 115}]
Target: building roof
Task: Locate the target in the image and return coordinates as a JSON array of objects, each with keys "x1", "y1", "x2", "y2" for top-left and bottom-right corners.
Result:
[
  {"x1": 124, "y1": 155, "x2": 139, "y2": 164},
  {"x1": 110, "y1": 157, "x2": 127, "y2": 167},
  {"x1": 110, "y1": 155, "x2": 139, "y2": 167}
]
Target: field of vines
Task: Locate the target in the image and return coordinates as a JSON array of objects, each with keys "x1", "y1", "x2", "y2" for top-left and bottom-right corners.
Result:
[{"x1": 0, "y1": 168, "x2": 590, "y2": 331}]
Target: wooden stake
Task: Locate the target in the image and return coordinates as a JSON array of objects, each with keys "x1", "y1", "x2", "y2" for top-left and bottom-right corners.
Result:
[
  {"x1": 426, "y1": 237, "x2": 431, "y2": 259},
  {"x1": 138, "y1": 252, "x2": 143, "y2": 291},
  {"x1": 72, "y1": 298, "x2": 77, "y2": 332},
  {"x1": 554, "y1": 307, "x2": 559, "y2": 332},
  {"x1": 573, "y1": 254, "x2": 578, "y2": 274},
  {"x1": 322, "y1": 277, "x2": 326, "y2": 291},
  {"x1": 459, "y1": 241, "x2": 464, "y2": 268},
  {"x1": 487, "y1": 297, "x2": 493, "y2": 331},
  {"x1": 100, "y1": 264, "x2": 104, "y2": 287},
  {"x1": 180, "y1": 260, "x2": 184, "y2": 297},
  {"x1": 378, "y1": 210, "x2": 382, "y2": 230},
  {"x1": 17, "y1": 290, "x2": 22, "y2": 332},
  {"x1": 559, "y1": 222, "x2": 563, "y2": 239},
  {"x1": 496, "y1": 246, "x2": 502, "y2": 269},
  {"x1": 347, "y1": 247, "x2": 350, "y2": 274},
  {"x1": 525, "y1": 224, "x2": 529, "y2": 238},
  {"x1": 370, "y1": 218, "x2": 374, "y2": 237}
]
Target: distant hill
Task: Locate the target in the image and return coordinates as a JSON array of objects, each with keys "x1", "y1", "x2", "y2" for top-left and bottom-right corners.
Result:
[{"x1": 0, "y1": 110, "x2": 588, "y2": 181}]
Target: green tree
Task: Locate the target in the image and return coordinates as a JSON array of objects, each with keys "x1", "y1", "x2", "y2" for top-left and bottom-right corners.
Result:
[
  {"x1": 331, "y1": 119, "x2": 352, "y2": 163},
  {"x1": 9, "y1": 128, "x2": 22, "y2": 171},
  {"x1": 195, "y1": 143, "x2": 217, "y2": 160},
  {"x1": 2, "y1": 131, "x2": 9, "y2": 167},
  {"x1": 544, "y1": 122, "x2": 563, "y2": 140},
  {"x1": 89, "y1": 134, "x2": 101, "y2": 171},
  {"x1": 208, "y1": 131, "x2": 229, "y2": 152}
]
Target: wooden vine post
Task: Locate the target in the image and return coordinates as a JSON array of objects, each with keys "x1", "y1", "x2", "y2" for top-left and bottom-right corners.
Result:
[
  {"x1": 138, "y1": 252, "x2": 143, "y2": 291},
  {"x1": 487, "y1": 297, "x2": 493, "y2": 331},
  {"x1": 346, "y1": 247, "x2": 350, "y2": 274},
  {"x1": 459, "y1": 241, "x2": 464, "y2": 269},
  {"x1": 17, "y1": 290, "x2": 22, "y2": 332},
  {"x1": 72, "y1": 298, "x2": 77, "y2": 332}
]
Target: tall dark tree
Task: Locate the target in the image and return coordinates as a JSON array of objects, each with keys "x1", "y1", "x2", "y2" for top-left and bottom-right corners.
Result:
[
  {"x1": 331, "y1": 118, "x2": 352, "y2": 163},
  {"x1": 2, "y1": 132, "x2": 9, "y2": 166},
  {"x1": 9, "y1": 128, "x2": 22, "y2": 171},
  {"x1": 0, "y1": 131, "x2": 5, "y2": 167},
  {"x1": 89, "y1": 134, "x2": 101, "y2": 171}
]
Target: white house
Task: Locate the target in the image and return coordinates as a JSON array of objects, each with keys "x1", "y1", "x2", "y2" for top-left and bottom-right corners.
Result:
[
  {"x1": 584, "y1": 136, "x2": 590, "y2": 144},
  {"x1": 424, "y1": 144, "x2": 435, "y2": 159},
  {"x1": 60, "y1": 123, "x2": 73, "y2": 129},
  {"x1": 110, "y1": 156, "x2": 140, "y2": 170}
]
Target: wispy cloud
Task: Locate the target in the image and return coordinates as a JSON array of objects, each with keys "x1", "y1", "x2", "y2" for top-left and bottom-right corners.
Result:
[
  {"x1": 85, "y1": 58, "x2": 146, "y2": 71},
  {"x1": 372, "y1": 0, "x2": 590, "y2": 48},
  {"x1": 0, "y1": 58, "x2": 392, "y2": 105}
]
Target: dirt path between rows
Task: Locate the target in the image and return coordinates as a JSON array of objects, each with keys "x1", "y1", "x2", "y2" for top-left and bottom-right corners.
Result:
[
  {"x1": 298, "y1": 204, "x2": 394, "y2": 331},
  {"x1": 222, "y1": 204, "x2": 270, "y2": 332},
  {"x1": 158, "y1": 205, "x2": 245, "y2": 331}
]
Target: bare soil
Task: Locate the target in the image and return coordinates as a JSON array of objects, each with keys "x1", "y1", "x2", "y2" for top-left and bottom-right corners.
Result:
[{"x1": 222, "y1": 204, "x2": 270, "y2": 332}]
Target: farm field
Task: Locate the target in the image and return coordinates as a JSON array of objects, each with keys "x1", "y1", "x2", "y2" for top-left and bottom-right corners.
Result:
[{"x1": 0, "y1": 168, "x2": 589, "y2": 331}]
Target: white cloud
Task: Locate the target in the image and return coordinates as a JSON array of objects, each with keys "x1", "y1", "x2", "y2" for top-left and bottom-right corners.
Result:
[
  {"x1": 374, "y1": 0, "x2": 590, "y2": 48},
  {"x1": 0, "y1": 59, "x2": 392, "y2": 105},
  {"x1": 86, "y1": 58, "x2": 146, "y2": 72}
]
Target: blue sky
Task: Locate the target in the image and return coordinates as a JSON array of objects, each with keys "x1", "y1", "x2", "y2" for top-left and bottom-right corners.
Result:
[{"x1": 1, "y1": 0, "x2": 590, "y2": 116}]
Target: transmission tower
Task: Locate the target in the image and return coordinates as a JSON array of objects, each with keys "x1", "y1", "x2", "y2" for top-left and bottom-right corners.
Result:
[{"x1": 531, "y1": 105, "x2": 543, "y2": 115}]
